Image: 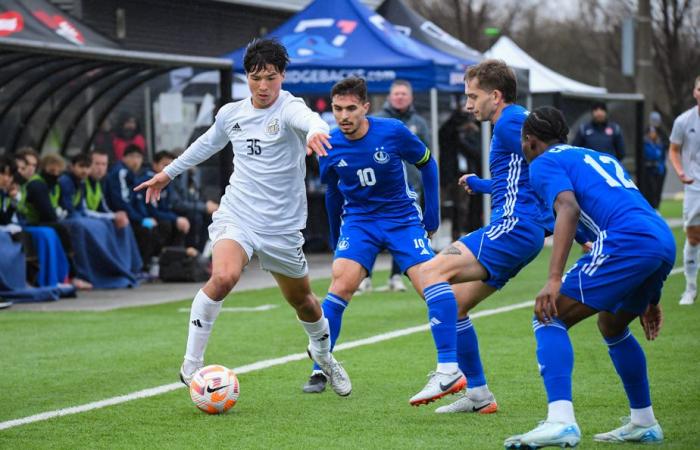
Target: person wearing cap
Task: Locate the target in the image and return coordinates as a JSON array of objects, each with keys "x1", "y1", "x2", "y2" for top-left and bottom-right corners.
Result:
[{"x1": 571, "y1": 102, "x2": 626, "y2": 161}]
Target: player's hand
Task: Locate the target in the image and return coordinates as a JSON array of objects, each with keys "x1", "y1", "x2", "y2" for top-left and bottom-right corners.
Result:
[
  {"x1": 640, "y1": 303, "x2": 663, "y2": 341},
  {"x1": 679, "y1": 172, "x2": 694, "y2": 184},
  {"x1": 458, "y1": 174, "x2": 477, "y2": 194},
  {"x1": 427, "y1": 230, "x2": 436, "y2": 239},
  {"x1": 113, "y1": 211, "x2": 129, "y2": 229},
  {"x1": 134, "y1": 171, "x2": 171, "y2": 204},
  {"x1": 306, "y1": 132, "x2": 332, "y2": 157},
  {"x1": 205, "y1": 200, "x2": 219, "y2": 215},
  {"x1": 176, "y1": 216, "x2": 191, "y2": 234},
  {"x1": 535, "y1": 278, "x2": 561, "y2": 323},
  {"x1": 581, "y1": 241, "x2": 593, "y2": 253}
]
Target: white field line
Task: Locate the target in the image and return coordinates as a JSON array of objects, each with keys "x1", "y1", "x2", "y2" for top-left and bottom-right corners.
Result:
[
  {"x1": 177, "y1": 304, "x2": 279, "y2": 313},
  {"x1": 1, "y1": 267, "x2": 684, "y2": 431},
  {"x1": 0, "y1": 300, "x2": 535, "y2": 431}
]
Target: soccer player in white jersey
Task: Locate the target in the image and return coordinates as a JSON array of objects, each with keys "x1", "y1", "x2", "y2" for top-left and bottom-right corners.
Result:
[
  {"x1": 669, "y1": 75, "x2": 700, "y2": 305},
  {"x1": 135, "y1": 39, "x2": 351, "y2": 396}
]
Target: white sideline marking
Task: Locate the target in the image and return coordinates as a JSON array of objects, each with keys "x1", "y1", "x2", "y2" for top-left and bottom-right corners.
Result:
[
  {"x1": 0, "y1": 300, "x2": 535, "y2": 431},
  {"x1": 177, "y1": 304, "x2": 279, "y2": 313}
]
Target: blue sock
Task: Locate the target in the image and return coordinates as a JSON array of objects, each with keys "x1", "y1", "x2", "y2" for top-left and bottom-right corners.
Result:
[
  {"x1": 312, "y1": 293, "x2": 348, "y2": 372},
  {"x1": 533, "y1": 316, "x2": 573, "y2": 402},
  {"x1": 605, "y1": 328, "x2": 651, "y2": 409},
  {"x1": 424, "y1": 282, "x2": 458, "y2": 364},
  {"x1": 457, "y1": 316, "x2": 487, "y2": 388}
]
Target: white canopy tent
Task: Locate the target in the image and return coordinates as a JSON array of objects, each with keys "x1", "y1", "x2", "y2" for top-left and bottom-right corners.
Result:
[{"x1": 485, "y1": 36, "x2": 607, "y2": 95}]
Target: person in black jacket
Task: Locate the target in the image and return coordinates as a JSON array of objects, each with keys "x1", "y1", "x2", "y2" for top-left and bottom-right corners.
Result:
[{"x1": 571, "y1": 102, "x2": 626, "y2": 160}]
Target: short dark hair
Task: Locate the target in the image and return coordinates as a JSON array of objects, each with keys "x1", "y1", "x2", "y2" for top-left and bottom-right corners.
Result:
[
  {"x1": 331, "y1": 77, "x2": 369, "y2": 104},
  {"x1": 465, "y1": 59, "x2": 517, "y2": 103},
  {"x1": 123, "y1": 145, "x2": 143, "y2": 158},
  {"x1": 243, "y1": 38, "x2": 290, "y2": 74},
  {"x1": 89, "y1": 149, "x2": 109, "y2": 162},
  {"x1": 71, "y1": 153, "x2": 92, "y2": 167},
  {"x1": 591, "y1": 101, "x2": 607, "y2": 111},
  {"x1": 0, "y1": 155, "x2": 15, "y2": 174},
  {"x1": 390, "y1": 79, "x2": 413, "y2": 93},
  {"x1": 522, "y1": 106, "x2": 570, "y2": 144},
  {"x1": 16, "y1": 146, "x2": 39, "y2": 161},
  {"x1": 153, "y1": 150, "x2": 176, "y2": 163}
]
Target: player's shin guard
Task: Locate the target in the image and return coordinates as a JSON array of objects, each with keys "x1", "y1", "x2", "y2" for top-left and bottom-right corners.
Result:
[
  {"x1": 457, "y1": 317, "x2": 487, "y2": 388},
  {"x1": 185, "y1": 289, "x2": 223, "y2": 369},
  {"x1": 312, "y1": 293, "x2": 348, "y2": 371},
  {"x1": 424, "y1": 282, "x2": 458, "y2": 369},
  {"x1": 533, "y1": 316, "x2": 576, "y2": 424},
  {"x1": 604, "y1": 328, "x2": 655, "y2": 426}
]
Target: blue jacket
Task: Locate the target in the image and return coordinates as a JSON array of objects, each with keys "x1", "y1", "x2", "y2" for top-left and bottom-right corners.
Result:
[
  {"x1": 104, "y1": 161, "x2": 148, "y2": 223},
  {"x1": 571, "y1": 121, "x2": 625, "y2": 160}
]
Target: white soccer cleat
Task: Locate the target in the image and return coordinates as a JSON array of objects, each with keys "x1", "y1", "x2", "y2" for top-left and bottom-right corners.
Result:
[
  {"x1": 434, "y1": 391, "x2": 498, "y2": 414},
  {"x1": 409, "y1": 370, "x2": 466, "y2": 406},
  {"x1": 593, "y1": 417, "x2": 663, "y2": 444},
  {"x1": 504, "y1": 421, "x2": 581, "y2": 449},
  {"x1": 679, "y1": 289, "x2": 696, "y2": 305},
  {"x1": 179, "y1": 363, "x2": 198, "y2": 387},
  {"x1": 307, "y1": 347, "x2": 352, "y2": 397},
  {"x1": 388, "y1": 274, "x2": 407, "y2": 292}
]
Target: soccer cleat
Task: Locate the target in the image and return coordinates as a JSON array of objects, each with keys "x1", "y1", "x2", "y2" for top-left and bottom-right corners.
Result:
[
  {"x1": 593, "y1": 417, "x2": 663, "y2": 444},
  {"x1": 388, "y1": 274, "x2": 407, "y2": 292},
  {"x1": 302, "y1": 372, "x2": 327, "y2": 394},
  {"x1": 504, "y1": 421, "x2": 581, "y2": 449},
  {"x1": 409, "y1": 370, "x2": 466, "y2": 406},
  {"x1": 307, "y1": 347, "x2": 352, "y2": 397},
  {"x1": 434, "y1": 391, "x2": 498, "y2": 414},
  {"x1": 679, "y1": 289, "x2": 696, "y2": 305},
  {"x1": 179, "y1": 364, "x2": 195, "y2": 387}
]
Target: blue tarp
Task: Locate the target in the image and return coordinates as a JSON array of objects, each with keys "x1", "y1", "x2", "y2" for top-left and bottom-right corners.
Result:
[
  {"x1": 62, "y1": 217, "x2": 141, "y2": 289},
  {"x1": 224, "y1": 0, "x2": 476, "y2": 94}
]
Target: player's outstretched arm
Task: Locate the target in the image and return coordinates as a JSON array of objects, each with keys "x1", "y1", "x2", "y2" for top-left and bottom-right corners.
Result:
[
  {"x1": 418, "y1": 156, "x2": 440, "y2": 235},
  {"x1": 306, "y1": 132, "x2": 332, "y2": 157},
  {"x1": 535, "y1": 190, "x2": 579, "y2": 323},
  {"x1": 459, "y1": 173, "x2": 492, "y2": 195},
  {"x1": 282, "y1": 98, "x2": 331, "y2": 157}
]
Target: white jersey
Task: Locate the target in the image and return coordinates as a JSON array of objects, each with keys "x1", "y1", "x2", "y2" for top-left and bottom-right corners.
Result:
[
  {"x1": 671, "y1": 106, "x2": 700, "y2": 191},
  {"x1": 164, "y1": 90, "x2": 329, "y2": 233}
]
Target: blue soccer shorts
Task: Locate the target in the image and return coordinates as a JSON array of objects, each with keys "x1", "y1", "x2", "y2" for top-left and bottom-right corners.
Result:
[
  {"x1": 334, "y1": 218, "x2": 434, "y2": 274},
  {"x1": 560, "y1": 248, "x2": 673, "y2": 315},
  {"x1": 459, "y1": 216, "x2": 544, "y2": 289}
]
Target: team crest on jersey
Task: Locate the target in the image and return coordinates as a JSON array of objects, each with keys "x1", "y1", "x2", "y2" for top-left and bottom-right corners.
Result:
[
  {"x1": 337, "y1": 237, "x2": 350, "y2": 251},
  {"x1": 266, "y1": 118, "x2": 280, "y2": 135},
  {"x1": 373, "y1": 147, "x2": 390, "y2": 164}
]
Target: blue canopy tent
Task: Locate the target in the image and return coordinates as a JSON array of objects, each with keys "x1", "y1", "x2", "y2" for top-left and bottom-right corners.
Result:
[{"x1": 223, "y1": 0, "x2": 479, "y2": 156}]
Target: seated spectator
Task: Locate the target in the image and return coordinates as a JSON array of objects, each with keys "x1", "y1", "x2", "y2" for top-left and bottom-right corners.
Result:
[
  {"x1": 85, "y1": 149, "x2": 129, "y2": 228},
  {"x1": 139, "y1": 150, "x2": 190, "y2": 249},
  {"x1": 169, "y1": 160, "x2": 218, "y2": 252},
  {"x1": 58, "y1": 153, "x2": 92, "y2": 218},
  {"x1": 15, "y1": 147, "x2": 39, "y2": 180},
  {"x1": 0, "y1": 156, "x2": 19, "y2": 227},
  {"x1": 17, "y1": 153, "x2": 92, "y2": 289},
  {"x1": 105, "y1": 145, "x2": 160, "y2": 270},
  {"x1": 113, "y1": 112, "x2": 146, "y2": 161}
]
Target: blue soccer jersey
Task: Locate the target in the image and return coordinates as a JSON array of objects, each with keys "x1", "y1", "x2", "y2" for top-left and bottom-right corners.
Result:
[
  {"x1": 529, "y1": 144, "x2": 675, "y2": 263},
  {"x1": 320, "y1": 116, "x2": 430, "y2": 221},
  {"x1": 489, "y1": 104, "x2": 542, "y2": 222}
]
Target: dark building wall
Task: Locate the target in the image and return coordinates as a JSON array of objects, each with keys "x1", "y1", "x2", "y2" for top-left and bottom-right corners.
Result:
[{"x1": 77, "y1": 0, "x2": 291, "y2": 57}]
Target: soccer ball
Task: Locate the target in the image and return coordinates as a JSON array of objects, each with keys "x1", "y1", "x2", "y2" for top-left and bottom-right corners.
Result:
[{"x1": 189, "y1": 365, "x2": 240, "y2": 414}]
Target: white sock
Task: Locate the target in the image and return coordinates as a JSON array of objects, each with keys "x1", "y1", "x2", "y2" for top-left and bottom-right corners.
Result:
[
  {"x1": 437, "y1": 362, "x2": 460, "y2": 374},
  {"x1": 631, "y1": 406, "x2": 656, "y2": 427},
  {"x1": 467, "y1": 385, "x2": 491, "y2": 400},
  {"x1": 299, "y1": 315, "x2": 331, "y2": 355},
  {"x1": 547, "y1": 400, "x2": 576, "y2": 424},
  {"x1": 184, "y1": 289, "x2": 222, "y2": 372},
  {"x1": 684, "y1": 240, "x2": 698, "y2": 292}
]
